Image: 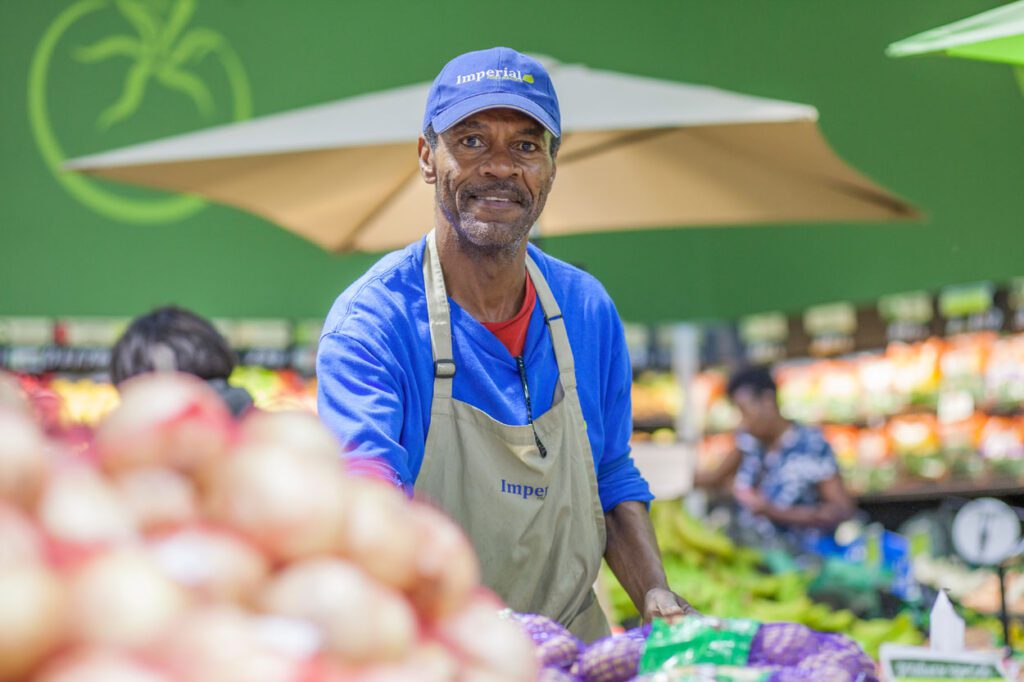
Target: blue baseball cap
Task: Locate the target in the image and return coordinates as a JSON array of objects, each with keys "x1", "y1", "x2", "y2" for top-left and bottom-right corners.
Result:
[{"x1": 422, "y1": 47, "x2": 560, "y2": 138}]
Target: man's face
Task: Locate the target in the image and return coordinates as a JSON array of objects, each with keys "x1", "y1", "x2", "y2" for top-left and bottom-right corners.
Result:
[
  {"x1": 731, "y1": 387, "x2": 779, "y2": 443},
  {"x1": 419, "y1": 108, "x2": 557, "y2": 254}
]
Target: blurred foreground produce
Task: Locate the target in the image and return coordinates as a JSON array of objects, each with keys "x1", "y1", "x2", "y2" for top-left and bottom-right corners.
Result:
[
  {"x1": 0, "y1": 371, "x2": 536, "y2": 682},
  {"x1": 603, "y1": 501, "x2": 923, "y2": 658}
]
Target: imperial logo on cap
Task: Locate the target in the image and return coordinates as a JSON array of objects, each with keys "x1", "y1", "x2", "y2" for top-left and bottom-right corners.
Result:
[
  {"x1": 422, "y1": 46, "x2": 561, "y2": 137},
  {"x1": 455, "y1": 68, "x2": 535, "y2": 85}
]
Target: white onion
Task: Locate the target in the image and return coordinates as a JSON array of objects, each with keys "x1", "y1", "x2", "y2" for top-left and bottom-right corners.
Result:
[
  {"x1": 67, "y1": 548, "x2": 189, "y2": 648},
  {"x1": 351, "y1": 641, "x2": 460, "y2": 682},
  {"x1": 260, "y1": 558, "x2": 418, "y2": 664},
  {"x1": 238, "y1": 410, "x2": 342, "y2": 460},
  {"x1": 38, "y1": 464, "x2": 138, "y2": 561},
  {"x1": 0, "y1": 372, "x2": 28, "y2": 413},
  {"x1": 341, "y1": 480, "x2": 418, "y2": 591},
  {"x1": 436, "y1": 595, "x2": 537, "y2": 682},
  {"x1": 147, "y1": 524, "x2": 269, "y2": 603},
  {"x1": 0, "y1": 407, "x2": 49, "y2": 508},
  {"x1": 95, "y1": 372, "x2": 233, "y2": 476},
  {"x1": 207, "y1": 442, "x2": 350, "y2": 562},
  {"x1": 115, "y1": 466, "x2": 199, "y2": 531},
  {"x1": 0, "y1": 564, "x2": 66, "y2": 682},
  {"x1": 407, "y1": 503, "x2": 480, "y2": 619},
  {"x1": 0, "y1": 502, "x2": 45, "y2": 568},
  {"x1": 156, "y1": 606, "x2": 309, "y2": 682},
  {"x1": 34, "y1": 649, "x2": 176, "y2": 682}
]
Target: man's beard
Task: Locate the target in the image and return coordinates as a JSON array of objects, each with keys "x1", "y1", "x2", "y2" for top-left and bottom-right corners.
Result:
[{"x1": 437, "y1": 176, "x2": 546, "y2": 258}]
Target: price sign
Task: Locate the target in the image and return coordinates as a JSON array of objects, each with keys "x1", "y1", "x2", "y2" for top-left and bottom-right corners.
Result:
[
  {"x1": 804, "y1": 302, "x2": 856, "y2": 357},
  {"x1": 879, "y1": 291, "x2": 934, "y2": 343},
  {"x1": 739, "y1": 312, "x2": 788, "y2": 364},
  {"x1": 940, "y1": 283, "x2": 1004, "y2": 335}
]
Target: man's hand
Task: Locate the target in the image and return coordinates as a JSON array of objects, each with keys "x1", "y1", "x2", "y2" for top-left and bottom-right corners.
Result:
[
  {"x1": 604, "y1": 502, "x2": 698, "y2": 626},
  {"x1": 644, "y1": 587, "x2": 698, "y2": 624},
  {"x1": 733, "y1": 485, "x2": 770, "y2": 515}
]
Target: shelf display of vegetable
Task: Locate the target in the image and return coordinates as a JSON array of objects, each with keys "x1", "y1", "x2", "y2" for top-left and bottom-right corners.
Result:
[{"x1": 0, "y1": 370, "x2": 537, "y2": 682}]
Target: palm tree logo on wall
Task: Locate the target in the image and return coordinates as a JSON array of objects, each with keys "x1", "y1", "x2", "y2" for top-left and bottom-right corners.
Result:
[{"x1": 29, "y1": 0, "x2": 253, "y2": 224}]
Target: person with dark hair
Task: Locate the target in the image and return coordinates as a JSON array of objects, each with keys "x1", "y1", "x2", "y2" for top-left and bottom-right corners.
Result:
[
  {"x1": 110, "y1": 306, "x2": 253, "y2": 417},
  {"x1": 697, "y1": 365, "x2": 855, "y2": 552},
  {"x1": 317, "y1": 47, "x2": 692, "y2": 640}
]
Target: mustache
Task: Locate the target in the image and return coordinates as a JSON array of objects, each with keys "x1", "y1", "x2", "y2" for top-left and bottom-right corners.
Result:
[{"x1": 457, "y1": 181, "x2": 528, "y2": 205}]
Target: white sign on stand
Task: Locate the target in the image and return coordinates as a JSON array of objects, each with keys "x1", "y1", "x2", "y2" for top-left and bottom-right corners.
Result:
[{"x1": 880, "y1": 645, "x2": 1009, "y2": 681}]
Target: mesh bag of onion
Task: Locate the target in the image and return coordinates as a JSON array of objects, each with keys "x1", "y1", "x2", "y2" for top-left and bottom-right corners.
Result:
[{"x1": 511, "y1": 613, "x2": 878, "y2": 682}]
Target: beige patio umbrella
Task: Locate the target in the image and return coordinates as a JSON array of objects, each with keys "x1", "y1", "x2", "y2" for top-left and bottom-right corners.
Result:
[{"x1": 66, "y1": 56, "x2": 918, "y2": 253}]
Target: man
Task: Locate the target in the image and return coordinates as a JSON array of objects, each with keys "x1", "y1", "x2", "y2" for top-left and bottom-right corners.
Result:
[
  {"x1": 316, "y1": 47, "x2": 691, "y2": 640},
  {"x1": 697, "y1": 366, "x2": 856, "y2": 552}
]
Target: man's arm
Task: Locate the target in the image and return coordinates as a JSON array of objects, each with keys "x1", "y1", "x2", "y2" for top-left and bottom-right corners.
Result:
[
  {"x1": 605, "y1": 501, "x2": 696, "y2": 622},
  {"x1": 737, "y1": 475, "x2": 855, "y2": 529},
  {"x1": 316, "y1": 329, "x2": 411, "y2": 489}
]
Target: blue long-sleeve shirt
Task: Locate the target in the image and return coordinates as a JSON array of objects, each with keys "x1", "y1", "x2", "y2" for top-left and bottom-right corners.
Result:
[{"x1": 316, "y1": 237, "x2": 652, "y2": 513}]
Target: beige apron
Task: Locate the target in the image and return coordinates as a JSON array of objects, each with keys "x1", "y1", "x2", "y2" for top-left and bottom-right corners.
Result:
[{"x1": 414, "y1": 231, "x2": 610, "y2": 642}]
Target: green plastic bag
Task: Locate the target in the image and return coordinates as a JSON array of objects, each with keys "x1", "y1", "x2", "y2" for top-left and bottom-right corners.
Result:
[
  {"x1": 639, "y1": 616, "x2": 760, "y2": 673},
  {"x1": 634, "y1": 666, "x2": 772, "y2": 681}
]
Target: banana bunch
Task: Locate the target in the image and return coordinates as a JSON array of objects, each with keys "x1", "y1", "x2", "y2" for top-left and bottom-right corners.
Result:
[{"x1": 603, "y1": 501, "x2": 923, "y2": 659}]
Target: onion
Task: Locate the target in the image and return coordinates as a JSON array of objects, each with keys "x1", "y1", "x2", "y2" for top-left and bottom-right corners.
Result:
[
  {"x1": 95, "y1": 372, "x2": 233, "y2": 476},
  {"x1": 341, "y1": 479, "x2": 418, "y2": 591},
  {"x1": 156, "y1": 606, "x2": 311, "y2": 682},
  {"x1": 38, "y1": 464, "x2": 138, "y2": 562},
  {"x1": 238, "y1": 410, "x2": 342, "y2": 460},
  {"x1": 407, "y1": 503, "x2": 480, "y2": 619},
  {"x1": 0, "y1": 564, "x2": 66, "y2": 682},
  {"x1": 0, "y1": 372, "x2": 27, "y2": 413},
  {"x1": 147, "y1": 524, "x2": 269, "y2": 603},
  {"x1": 351, "y1": 641, "x2": 460, "y2": 682},
  {"x1": 67, "y1": 548, "x2": 189, "y2": 648},
  {"x1": 0, "y1": 502, "x2": 45, "y2": 568},
  {"x1": 207, "y1": 442, "x2": 350, "y2": 562},
  {"x1": 259, "y1": 558, "x2": 418, "y2": 664},
  {"x1": 115, "y1": 467, "x2": 199, "y2": 531},
  {"x1": 436, "y1": 595, "x2": 537, "y2": 682},
  {"x1": 34, "y1": 649, "x2": 176, "y2": 682},
  {"x1": 0, "y1": 407, "x2": 49, "y2": 508}
]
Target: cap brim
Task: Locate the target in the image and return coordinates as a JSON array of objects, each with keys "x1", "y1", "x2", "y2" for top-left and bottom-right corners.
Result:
[{"x1": 429, "y1": 91, "x2": 560, "y2": 138}]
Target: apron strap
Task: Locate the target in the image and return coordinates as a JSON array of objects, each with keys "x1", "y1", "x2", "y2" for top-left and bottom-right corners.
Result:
[
  {"x1": 423, "y1": 231, "x2": 455, "y2": 401},
  {"x1": 526, "y1": 254, "x2": 578, "y2": 392}
]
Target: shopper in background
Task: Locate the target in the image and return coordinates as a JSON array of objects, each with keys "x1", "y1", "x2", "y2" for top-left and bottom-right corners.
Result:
[
  {"x1": 697, "y1": 365, "x2": 855, "y2": 552},
  {"x1": 110, "y1": 306, "x2": 253, "y2": 417}
]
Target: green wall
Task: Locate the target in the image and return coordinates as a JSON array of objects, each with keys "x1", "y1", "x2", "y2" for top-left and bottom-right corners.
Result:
[{"x1": 2, "y1": 0, "x2": 1022, "y2": 324}]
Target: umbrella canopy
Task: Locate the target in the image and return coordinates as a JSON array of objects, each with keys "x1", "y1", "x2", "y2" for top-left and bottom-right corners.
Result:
[
  {"x1": 887, "y1": 1, "x2": 1024, "y2": 69},
  {"x1": 65, "y1": 56, "x2": 917, "y2": 253}
]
